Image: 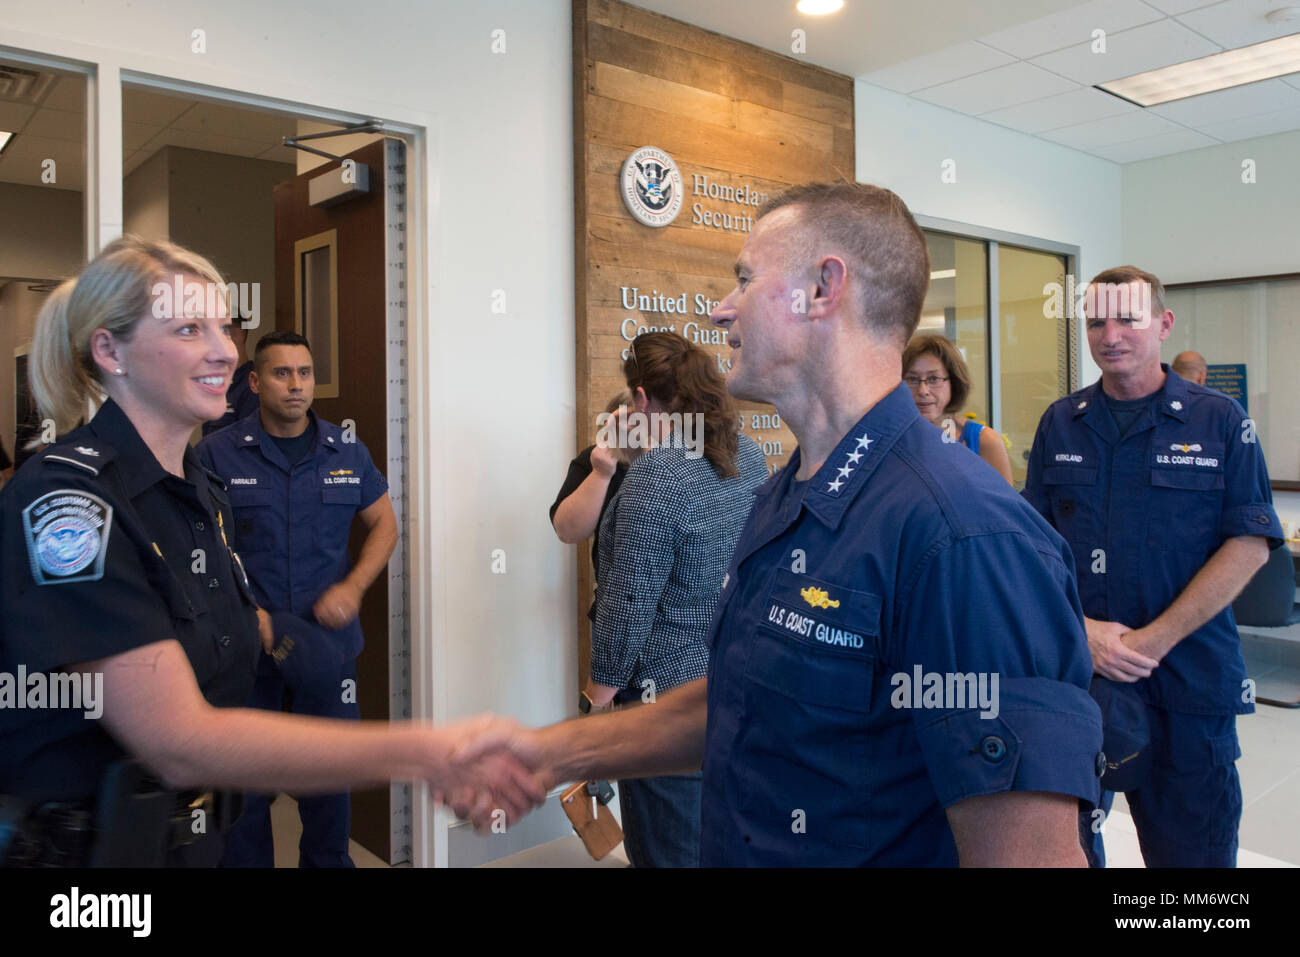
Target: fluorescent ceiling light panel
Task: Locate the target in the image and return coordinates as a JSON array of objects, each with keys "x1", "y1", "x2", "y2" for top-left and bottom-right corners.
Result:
[
  {"x1": 930, "y1": 269, "x2": 956, "y2": 280},
  {"x1": 796, "y1": 0, "x2": 844, "y2": 14},
  {"x1": 1097, "y1": 32, "x2": 1300, "y2": 106},
  {"x1": 0, "y1": 131, "x2": 12, "y2": 155}
]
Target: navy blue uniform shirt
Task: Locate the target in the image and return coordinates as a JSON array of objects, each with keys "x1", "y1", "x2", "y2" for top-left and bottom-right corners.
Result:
[
  {"x1": 201, "y1": 360, "x2": 258, "y2": 438},
  {"x1": 700, "y1": 383, "x2": 1102, "y2": 866},
  {"x1": 196, "y1": 409, "x2": 388, "y2": 662},
  {"x1": 1023, "y1": 366, "x2": 1283, "y2": 715},
  {"x1": 0, "y1": 398, "x2": 260, "y2": 801}
]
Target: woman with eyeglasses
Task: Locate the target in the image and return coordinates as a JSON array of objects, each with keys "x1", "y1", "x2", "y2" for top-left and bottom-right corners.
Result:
[{"x1": 903, "y1": 334, "x2": 1014, "y2": 485}]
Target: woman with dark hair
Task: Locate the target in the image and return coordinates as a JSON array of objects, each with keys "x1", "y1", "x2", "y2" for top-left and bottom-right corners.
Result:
[
  {"x1": 903, "y1": 334, "x2": 1014, "y2": 485},
  {"x1": 587, "y1": 331, "x2": 767, "y2": 867}
]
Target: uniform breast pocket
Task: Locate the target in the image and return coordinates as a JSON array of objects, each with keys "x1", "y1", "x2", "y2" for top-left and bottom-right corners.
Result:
[
  {"x1": 317, "y1": 483, "x2": 362, "y2": 551},
  {"x1": 741, "y1": 569, "x2": 880, "y2": 849},
  {"x1": 227, "y1": 487, "x2": 274, "y2": 554},
  {"x1": 1040, "y1": 465, "x2": 1099, "y2": 546},
  {"x1": 1147, "y1": 446, "x2": 1225, "y2": 550}
]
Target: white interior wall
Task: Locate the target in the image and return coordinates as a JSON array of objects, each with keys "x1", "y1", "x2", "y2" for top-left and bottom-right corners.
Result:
[
  {"x1": 0, "y1": 0, "x2": 576, "y2": 866},
  {"x1": 1121, "y1": 132, "x2": 1300, "y2": 526},
  {"x1": 855, "y1": 79, "x2": 1124, "y2": 390}
]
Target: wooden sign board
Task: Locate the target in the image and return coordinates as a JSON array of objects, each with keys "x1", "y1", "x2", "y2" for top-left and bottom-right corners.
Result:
[{"x1": 572, "y1": 0, "x2": 855, "y2": 683}]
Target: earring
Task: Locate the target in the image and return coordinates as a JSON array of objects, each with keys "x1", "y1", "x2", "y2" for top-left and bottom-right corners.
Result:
[{"x1": 114, "y1": 367, "x2": 124, "y2": 376}]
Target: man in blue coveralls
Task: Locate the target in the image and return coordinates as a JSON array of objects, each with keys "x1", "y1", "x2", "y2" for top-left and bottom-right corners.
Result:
[
  {"x1": 1024, "y1": 266, "x2": 1281, "y2": 867},
  {"x1": 457, "y1": 183, "x2": 1105, "y2": 865},
  {"x1": 198, "y1": 330, "x2": 397, "y2": 867}
]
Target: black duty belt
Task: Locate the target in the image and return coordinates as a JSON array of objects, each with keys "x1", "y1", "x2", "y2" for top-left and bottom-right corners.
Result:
[{"x1": 2, "y1": 763, "x2": 242, "y2": 867}]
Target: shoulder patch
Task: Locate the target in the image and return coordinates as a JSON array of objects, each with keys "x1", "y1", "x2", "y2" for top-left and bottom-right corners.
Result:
[{"x1": 21, "y1": 489, "x2": 114, "y2": 585}]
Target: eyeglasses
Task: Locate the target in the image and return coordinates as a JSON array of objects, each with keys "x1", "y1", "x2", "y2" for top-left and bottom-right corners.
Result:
[{"x1": 904, "y1": 375, "x2": 949, "y2": 390}]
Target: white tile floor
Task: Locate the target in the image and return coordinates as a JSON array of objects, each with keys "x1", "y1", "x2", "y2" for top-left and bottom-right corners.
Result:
[{"x1": 265, "y1": 701, "x2": 1300, "y2": 868}]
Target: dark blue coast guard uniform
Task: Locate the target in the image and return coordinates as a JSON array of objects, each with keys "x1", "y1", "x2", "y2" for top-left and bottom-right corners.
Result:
[
  {"x1": 0, "y1": 399, "x2": 259, "y2": 864},
  {"x1": 700, "y1": 383, "x2": 1103, "y2": 866},
  {"x1": 196, "y1": 409, "x2": 388, "y2": 868},
  {"x1": 201, "y1": 360, "x2": 258, "y2": 438},
  {"x1": 1023, "y1": 366, "x2": 1282, "y2": 867}
]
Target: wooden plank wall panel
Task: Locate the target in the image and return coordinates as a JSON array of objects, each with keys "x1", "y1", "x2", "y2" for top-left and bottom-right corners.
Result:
[{"x1": 572, "y1": 0, "x2": 854, "y2": 687}]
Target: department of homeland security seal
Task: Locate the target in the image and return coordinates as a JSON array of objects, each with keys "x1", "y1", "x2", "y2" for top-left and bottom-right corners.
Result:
[
  {"x1": 620, "y1": 146, "x2": 684, "y2": 228},
  {"x1": 21, "y1": 490, "x2": 113, "y2": 585}
]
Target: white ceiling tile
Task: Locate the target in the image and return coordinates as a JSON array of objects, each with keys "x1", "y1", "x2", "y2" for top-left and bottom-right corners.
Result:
[
  {"x1": 1088, "y1": 127, "x2": 1220, "y2": 160},
  {"x1": 1039, "y1": 107, "x2": 1184, "y2": 146},
  {"x1": 1176, "y1": 0, "x2": 1300, "y2": 48},
  {"x1": 1030, "y1": 18, "x2": 1222, "y2": 85},
  {"x1": 38, "y1": 74, "x2": 86, "y2": 113},
  {"x1": 860, "y1": 41, "x2": 1015, "y2": 94},
  {"x1": 123, "y1": 151, "x2": 151, "y2": 177},
  {"x1": 978, "y1": 0, "x2": 1166, "y2": 59},
  {"x1": 0, "y1": 134, "x2": 84, "y2": 187},
  {"x1": 1149, "y1": 77, "x2": 1300, "y2": 124},
  {"x1": 123, "y1": 121, "x2": 163, "y2": 152},
  {"x1": 980, "y1": 86, "x2": 1140, "y2": 131},
  {"x1": 23, "y1": 108, "x2": 84, "y2": 143},
  {"x1": 0, "y1": 102, "x2": 34, "y2": 130},
  {"x1": 170, "y1": 101, "x2": 298, "y2": 144},
  {"x1": 1196, "y1": 104, "x2": 1300, "y2": 140},
  {"x1": 913, "y1": 61, "x2": 1079, "y2": 114},
  {"x1": 256, "y1": 144, "x2": 299, "y2": 165},
  {"x1": 122, "y1": 89, "x2": 194, "y2": 127},
  {"x1": 157, "y1": 128, "x2": 268, "y2": 159},
  {"x1": 1142, "y1": 0, "x2": 1222, "y2": 13}
]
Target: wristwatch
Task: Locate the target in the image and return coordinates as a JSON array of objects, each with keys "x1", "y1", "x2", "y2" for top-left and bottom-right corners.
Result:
[{"x1": 578, "y1": 691, "x2": 594, "y2": 715}]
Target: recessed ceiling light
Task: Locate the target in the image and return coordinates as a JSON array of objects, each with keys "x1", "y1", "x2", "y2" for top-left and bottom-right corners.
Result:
[
  {"x1": 796, "y1": 0, "x2": 844, "y2": 14},
  {"x1": 1096, "y1": 31, "x2": 1300, "y2": 106},
  {"x1": 0, "y1": 131, "x2": 12, "y2": 155}
]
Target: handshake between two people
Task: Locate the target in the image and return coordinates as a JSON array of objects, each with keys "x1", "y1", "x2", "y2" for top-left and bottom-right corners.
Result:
[{"x1": 431, "y1": 714, "x2": 553, "y2": 830}]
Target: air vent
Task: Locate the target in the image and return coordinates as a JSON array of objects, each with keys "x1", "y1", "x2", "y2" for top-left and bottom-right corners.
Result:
[{"x1": 0, "y1": 65, "x2": 56, "y2": 105}]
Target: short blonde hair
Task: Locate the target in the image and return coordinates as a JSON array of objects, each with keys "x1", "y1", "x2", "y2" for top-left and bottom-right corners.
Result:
[{"x1": 29, "y1": 236, "x2": 225, "y2": 435}]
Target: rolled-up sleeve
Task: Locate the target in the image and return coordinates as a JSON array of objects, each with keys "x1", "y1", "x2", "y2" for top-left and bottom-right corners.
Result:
[
  {"x1": 590, "y1": 458, "x2": 682, "y2": 689},
  {"x1": 896, "y1": 530, "x2": 1103, "y2": 808},
  {"x1": 1218, "y1": 404, "x2": 1283, "y2": 547}
]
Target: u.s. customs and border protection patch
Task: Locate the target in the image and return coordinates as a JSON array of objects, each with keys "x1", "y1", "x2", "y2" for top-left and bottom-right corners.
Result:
[{"x1": 21, "y1": 489, "x2": 114, "y2": 585}]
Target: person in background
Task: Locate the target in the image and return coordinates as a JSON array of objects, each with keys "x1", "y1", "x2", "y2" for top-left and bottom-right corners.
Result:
[
  {"x1": 587, "y1": 331, "x2": 768, "y2": 867},
  {"x1": 903, "y1": 334, "x2": 1014, "y2": 484},
  {"x1": 202, "y1": 323, "x2": 258, "y2": 436},
  {"x1": 1024, "y1": 265, "x2": 1281, "y2": 867},
  {"x1": 550, "y1": 390, "x2": 632, "y2": 623},
  {"x1": 1172, "y1": 350, "x2": 1208, "y2": 386},
  {"x1": 197, "y1": 330, "x2": 398, "y2": 868},
  {"x1": 0, "y1": 238, "x2": 542, "y2": 867}
]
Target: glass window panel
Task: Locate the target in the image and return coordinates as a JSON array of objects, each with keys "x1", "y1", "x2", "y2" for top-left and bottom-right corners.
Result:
[
  {"x1": 998, "y1": 245, "x2": 1069, "y2": 487},
  {"x1": 920, "y1": 233, "x2": 989, "y2": 419},
  {"x1": 1164, "y1": 278, "x2": 1300, "y2": 484}
]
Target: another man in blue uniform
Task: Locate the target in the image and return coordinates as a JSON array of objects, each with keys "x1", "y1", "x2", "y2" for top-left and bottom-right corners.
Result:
[
  {"x1": 459, "y1": 183, "x2": 1104, "y2": 865},
  {"x1": 197, "y1": 330, "x2": 397, "y2": 867},
  {"x1": 202, "y1": 324, "x2": 258, "y2": 437},
  {"x1": 1023, "y1": 266, "x2": 1281, "y2": 867}
]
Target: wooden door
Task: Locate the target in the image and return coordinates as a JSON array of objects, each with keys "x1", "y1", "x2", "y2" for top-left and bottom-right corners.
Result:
[{"x1": 274, "y1": 139, "x2": 393, "y2": 861}]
